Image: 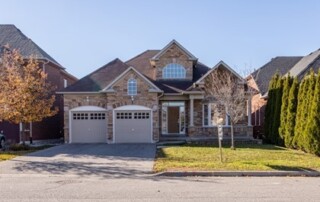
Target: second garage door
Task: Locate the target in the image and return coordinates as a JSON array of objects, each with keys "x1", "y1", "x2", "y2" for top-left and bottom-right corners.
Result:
[{"x1": 114, "y1": 110, "x2": 152, "y2": 143}]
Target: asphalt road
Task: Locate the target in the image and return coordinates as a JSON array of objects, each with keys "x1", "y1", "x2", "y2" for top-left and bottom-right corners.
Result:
[
  {"x1": 0, "y1": 175, "x2": 320, "y2": 201},
  {"x1": 1, "y1": 144, "x2": 320, "y2": 201}
]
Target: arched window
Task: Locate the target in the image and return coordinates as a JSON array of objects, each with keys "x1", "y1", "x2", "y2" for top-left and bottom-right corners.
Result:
[
  {"x1": 127, "y1": 78, "x2": 137, "y2": 96},
  {"x1": 162, "y1": 63, "x2": 186, "y2": 79}
]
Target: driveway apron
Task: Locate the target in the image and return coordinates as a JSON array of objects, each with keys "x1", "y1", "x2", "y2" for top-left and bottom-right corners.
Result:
[{"x1": 0, "y1": 144, "x2": 156, "y2": 178}]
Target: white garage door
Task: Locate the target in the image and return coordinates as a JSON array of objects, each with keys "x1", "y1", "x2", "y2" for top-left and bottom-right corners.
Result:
[
  {"x1": 114, "y1": 110, "x2": 152, "y2": 143},
  {"x1": 71, "y1": 111, "x2": 107, "y2": 143}
]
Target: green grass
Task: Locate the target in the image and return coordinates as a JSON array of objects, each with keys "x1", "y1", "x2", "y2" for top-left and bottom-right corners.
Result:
[
  {"x1": 154, "y1": 144, "x2": 320, "y2": 172},
  {"x1": 0, "y1": 145, "x2": 52, "y2": 162}
]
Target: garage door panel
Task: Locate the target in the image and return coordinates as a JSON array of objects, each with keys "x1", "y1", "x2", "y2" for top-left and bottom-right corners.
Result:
[
  {"x1": 115, "y1": 110, "x2": 151, "y2": 143},
  {"x1": 71, "y1": 112, "x2": 107, "y2": 143}
]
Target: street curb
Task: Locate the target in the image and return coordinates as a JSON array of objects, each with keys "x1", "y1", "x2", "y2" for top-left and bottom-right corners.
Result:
[{"x1": 155, "y1": 171, "x2": 320, "y2": 177}]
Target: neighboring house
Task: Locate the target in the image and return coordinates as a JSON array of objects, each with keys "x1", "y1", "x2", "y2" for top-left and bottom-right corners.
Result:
[
  {"x1": 247, "y1": 49, "x2": 320, "y2": 137},
  {"x1": 0, "y1": 24, "x2": 77, "y2": 143},
  {"x1": 60, "y1": 40, "x2": 253, "y2": 143}
]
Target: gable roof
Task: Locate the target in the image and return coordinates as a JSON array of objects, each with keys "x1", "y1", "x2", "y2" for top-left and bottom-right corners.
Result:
[
  {"x1": 62, "y1": 58, "x2": 129, "y2": 92},
  {"x1": 62, "y1": 42, "x2": 211, "y2": 94},
  {"x1": 151, "y1": 40, "x2": 198, "y2": 61},
  {"x1": 195, "y1": 60, "x2": 244, "y2": 84},
  {"x1": 287, "y1": 49, "x2": 320, "y2": 78},
  {"x1": 0, "y1": 24, "x2": 61, "y2": 67},
  {"x1": 126, "y1": 50, "x2": 159, "y2": 79},
  {"x1": 126, "y1": 49, "x2": 210, "y2": 93},
  {"x1": 101, "y1": 66, "x2": 162, "y2": 92},
  {"x1": 251, "y1": 56, "x2": 302, "y2": 96}
]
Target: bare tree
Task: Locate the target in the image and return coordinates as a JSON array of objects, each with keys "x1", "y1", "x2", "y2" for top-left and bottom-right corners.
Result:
[{"x1": 204, "y1": 67, "x2": 247, "y2": 149}]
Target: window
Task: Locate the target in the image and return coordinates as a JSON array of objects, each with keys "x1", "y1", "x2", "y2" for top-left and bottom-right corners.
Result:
[
  {"x1": 162, "y1": 63, "x2": 186, "y2": 79},
  {"x1": 203, "y1": 103, "x2": 229, "y2": 126},
  {"x1": 127, "y1": 78, "x2": 137, "y2": 96},
  {"x1": 134, "y1": 112, "x2": 150, "y2": 119},
  {"x1": 116, "y1": 112, "x2": 132, "y2": 119},
  {"x1": 90, "y1": 113, "x2": 106, "y2": 120},
  {"x1": 73, "y1": 113, "x2": 106, "y2": 120},
  {"x1": 64, "y1": 79, "x2": 68, "y2": 88},
  {"x1": 73, "y1": 113, "x2": 89, "y2": 120}
]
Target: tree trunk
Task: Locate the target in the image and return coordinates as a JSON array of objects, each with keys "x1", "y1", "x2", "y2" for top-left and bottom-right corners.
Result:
[
  {"x1": 20, "y1": 122, "x2": 26, "y2": 145},
  {"x1": 231, "y1": 122, "x2": 235, "y2": 149}
]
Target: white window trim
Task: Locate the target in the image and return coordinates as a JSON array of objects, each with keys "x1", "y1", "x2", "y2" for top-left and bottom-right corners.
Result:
[
  {"x1": 162, "y1": 63, "x2": 186, "y2": 79},
  {"x1": 202, "y1": 103, "x2": 231, "y2": 127},
  {"x1": 64, "y1": 79, "x2": 68, "y2": 88},
  {"x1": 127, "y1": 78, "x2": 137, "y2": 96}
]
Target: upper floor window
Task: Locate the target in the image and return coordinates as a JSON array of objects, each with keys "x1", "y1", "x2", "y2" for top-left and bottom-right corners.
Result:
[
  {"x1": 162, "y1": 63, "x2": 186, "y2": 79},
  {"x1": 64, "y1": 79, "x2": 68, "y2": 88},
  {"x1": 127, "y1": 78, "x2": 137, "y2": 96}
]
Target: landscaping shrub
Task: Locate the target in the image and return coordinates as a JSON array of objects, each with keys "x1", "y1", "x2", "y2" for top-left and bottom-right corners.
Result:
[{"x1": 8, "y1": 144, "x2": 31, "y2": 151}]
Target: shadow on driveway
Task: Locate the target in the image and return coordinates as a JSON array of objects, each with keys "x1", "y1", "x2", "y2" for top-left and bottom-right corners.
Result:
[{"x1": 0, "y1": 144, "x2": 157, "y2": 179}]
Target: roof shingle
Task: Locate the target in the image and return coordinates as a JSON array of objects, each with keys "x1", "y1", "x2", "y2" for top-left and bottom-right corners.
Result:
[
  {"x1": 0, "y1": 24, "x2": 60, "y2": 66},
  {"x1": 63, "y1": 58, "x2": 129, "y2": 92},
  {"x1": 251, "y1": 56, "x2": 302, "y2": 95}
]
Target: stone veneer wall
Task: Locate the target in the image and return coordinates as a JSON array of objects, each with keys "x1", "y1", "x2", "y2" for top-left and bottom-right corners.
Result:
[
  {"x1": 154, "y1": 44, "x2": 194, "y2": 80},
  {"x1": 63, "y1": 94, "x2": 108, "y2": 143},
  {"x1": 186, "y1": 99, "x2": 253, "y2": 139},
  {"x1": 106, "y1": 70, "x2": 159, "y2": 142},
  {"x1": 63, "y1": 70, "x2": 160, "y2": 143}
]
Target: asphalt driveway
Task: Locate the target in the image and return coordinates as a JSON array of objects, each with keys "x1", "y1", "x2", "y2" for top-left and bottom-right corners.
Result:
[{"x1": 0, "y1": 143, "x2": 156, "y2": 178}]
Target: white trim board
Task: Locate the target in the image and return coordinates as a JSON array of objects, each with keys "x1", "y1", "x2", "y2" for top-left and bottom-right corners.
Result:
[
  {"x1": 101, "y1": 66, "x2": 162, "y2": 93},
  {"x1": 195, "y1": 60, "x2": 244, "y2": 84}
]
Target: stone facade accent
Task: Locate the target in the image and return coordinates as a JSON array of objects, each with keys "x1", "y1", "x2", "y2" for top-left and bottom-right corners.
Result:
[
  {"x1": 106, "y1": 70, "x2": 159, "y2": 142},
  {"x1": 153, "y1": 44, "x2": 194, "y2": 81},
  {"x1": 188, "y1": 125, "x2": 253, "y2": 139},
  {"x1": 63, "y1": 69, "x2": 161, "y2": 143},
  {"x1": 63, "y1": 94, "x2": 108, "y2": 143}
]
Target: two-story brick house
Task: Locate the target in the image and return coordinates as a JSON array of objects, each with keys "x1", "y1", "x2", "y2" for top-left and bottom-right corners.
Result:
[
  {"x1": 60, "y1": 40, "x2": 253, "y2": 143},
  {"x1": 0, "y1": 24, "x2": 77, "y2": 143}
]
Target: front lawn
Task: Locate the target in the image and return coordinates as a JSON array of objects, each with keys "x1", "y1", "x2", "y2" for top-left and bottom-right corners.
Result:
[
  {"x1": 154, "y1": 144, "x2": 320, "y2": 172},
  {"x1": 0, "y1": 145, "x2": 51, "y2": 162}
]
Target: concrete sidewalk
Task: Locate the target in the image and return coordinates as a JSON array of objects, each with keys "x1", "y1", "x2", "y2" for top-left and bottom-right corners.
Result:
[{"x1": 155, "y1": 170, "x2": 320, "y2": 177}]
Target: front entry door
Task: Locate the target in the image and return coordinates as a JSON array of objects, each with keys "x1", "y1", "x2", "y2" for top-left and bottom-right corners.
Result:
[{"x1": 168, "y1": 106, "x2": 180, "y2": 133}]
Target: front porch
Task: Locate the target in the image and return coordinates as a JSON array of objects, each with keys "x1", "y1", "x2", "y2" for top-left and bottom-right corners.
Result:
[{"x1": 159, "y1": 94, "x2": 254, "y2": 143}]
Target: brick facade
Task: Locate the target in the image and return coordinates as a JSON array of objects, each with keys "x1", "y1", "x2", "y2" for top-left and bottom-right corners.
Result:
[
  {"x1": 62, "y1": 41, "x2": 254, "y2": 143},
  {"x1": 153, "y1": 44, "x2": 194, "y2": 80},
  {"x1": 63, "y1": 69, "x2": 160, "y2": 143}
]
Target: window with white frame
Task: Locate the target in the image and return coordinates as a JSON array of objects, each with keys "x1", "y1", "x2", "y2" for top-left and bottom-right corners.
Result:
[
  {"x1": 127, "y1": 78, "x2": 137, "y2": 96},
  {"x1": 64, "y1": 79, "x2": 68, "y2": 88},
  {"x1": 162, "y1": 63, "x2": 186, "y2": 79},
  {"x1": 203, "y1": 103, "x2": 230, "y2": 126}
]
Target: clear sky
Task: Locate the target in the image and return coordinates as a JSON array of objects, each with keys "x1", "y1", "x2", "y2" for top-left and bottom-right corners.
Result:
[{"x1": 1, "y1": 0, "x2": 320, "y2": 78}]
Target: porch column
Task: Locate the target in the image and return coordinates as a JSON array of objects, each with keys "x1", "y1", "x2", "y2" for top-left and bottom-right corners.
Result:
[
  {"x1": 247, "y1": 99, "x2": 252, "y2": 126},
  {"x1": 189, "y1": 98, "x2": 194, "y2": 126}
]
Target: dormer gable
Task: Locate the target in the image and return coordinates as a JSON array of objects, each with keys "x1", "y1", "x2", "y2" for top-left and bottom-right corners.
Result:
[{"x1": 150, "y1": 40, "x2": 198, "y2": 81}]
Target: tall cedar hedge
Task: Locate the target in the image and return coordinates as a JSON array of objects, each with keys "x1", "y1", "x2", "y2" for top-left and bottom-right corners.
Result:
[
  {"x1": 265, "y1": 70, "x2": 320, "y2": 155},
  {"x1": 304, "y1": 72, "x2": 319, "y2": 154},
  {"x1": 264, "y1": 73, "x2": 279, "y2": 143},
  {"x1": 284, "y1": 77, "x2": 298, "y2": 148},
  {"x1": 279, "y1": 75, "x2": 292, "y2": 142}
]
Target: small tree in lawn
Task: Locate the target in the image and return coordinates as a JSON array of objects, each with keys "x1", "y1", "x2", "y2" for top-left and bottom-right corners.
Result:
[
  {"x1": 0, "y1": 48, "x2": 57, "y2": 144},
  {"x1": 204, "y1": 66, "x2": 247, "y2": 149}
]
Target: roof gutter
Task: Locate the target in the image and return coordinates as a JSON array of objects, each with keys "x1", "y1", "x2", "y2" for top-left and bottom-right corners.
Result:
[{"x1": 56, "y1": 91, "x2": 101, "y2": 95}]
